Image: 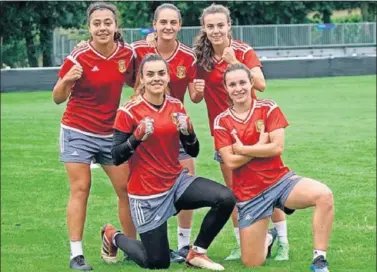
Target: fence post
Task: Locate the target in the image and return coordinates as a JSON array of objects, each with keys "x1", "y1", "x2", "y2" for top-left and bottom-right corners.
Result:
[
  {"x1": 240, "y1": 26, "x2": 243, "y2": 42},
  {"x1": 341, "y1": 23, "x2": 345, "y2": 45},
  {"x1": 308, "y1": 25, "x2": 311, "y2": 46},
  {"x1": 374, "y1": 23, "x2": 376, "y2": 44},
  {"x1": 274, "y1": 25, "x2": 278, "y2": 48}
]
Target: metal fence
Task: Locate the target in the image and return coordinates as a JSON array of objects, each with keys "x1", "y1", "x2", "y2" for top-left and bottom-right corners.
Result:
[{"x1": 53, "y1": 22, "x2": 376, "y2": 65}]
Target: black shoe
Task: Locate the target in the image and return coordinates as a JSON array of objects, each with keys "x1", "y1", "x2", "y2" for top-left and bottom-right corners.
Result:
[
  {"x1": 177, "y1": 245, "x2": 191, "y2": 259},
  {"x1": 69, "y1": 255, "x2": 93, "y2": 271},
  {"x1": 170, "y1": 249, "x2": 185, "y2": 263},
  {"x1": 266, "y1": 227, "x2": 278, "y2": 259},
  {"x1": 310, "y1": 255, "x2": 329, "y2": 272}
]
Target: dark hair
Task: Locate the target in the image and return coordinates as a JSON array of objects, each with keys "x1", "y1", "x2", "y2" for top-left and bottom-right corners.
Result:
[
  {"x1": 223, "y1": 63, "x2": 254, "y2": 106},
  {"x1": 153, "y1": 3, "x2": 182, "y2": 21},
  {"x1": 87, "y1": 2, "x2": 124, "y2": 46},
  {"x1": 132, "y1": 54, "x2": 170, "y2": 99},
  {"x1": 194, "y1": 4, "x2": 232, "y2": 72}
]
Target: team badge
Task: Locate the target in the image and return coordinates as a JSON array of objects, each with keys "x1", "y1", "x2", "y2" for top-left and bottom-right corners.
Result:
[
  {"x1": 255, "y1": 120, "x2": 264, "y2": 132},
  {"x1": 176, "y1": 66, "x2": 186, "y2": 79},
  {"x1": 118, "y1": 60, "x2": 126, "y2": 73}
]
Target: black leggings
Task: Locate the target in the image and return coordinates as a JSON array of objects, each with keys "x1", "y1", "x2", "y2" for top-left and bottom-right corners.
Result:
[{"x1": 114, "y1": 177, "x2": 236, "y2": 269}]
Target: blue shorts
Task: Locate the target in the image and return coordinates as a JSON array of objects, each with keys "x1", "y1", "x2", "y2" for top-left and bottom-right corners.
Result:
[
  {"x1": 128, "y1": 169, "x2": 198, "y2": 234},
  {"x1": 59, "y1": 126, "x2": 113, "y2": 165},
  {"x1": 237, "y1": 171, "x2": 302, "y2": 229},
  {"x1": 213, "y1": 150, "x2": 224, "y2": 163},
  {"x1": 178, "y1": 141, "x2": 192, "y2": 161}
]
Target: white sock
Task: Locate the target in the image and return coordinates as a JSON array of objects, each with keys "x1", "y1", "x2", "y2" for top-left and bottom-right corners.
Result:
[
  {"x1": 193, "y1": 245, "x2": 207, "y2": 254},
  {"x1": 112, "y1": 232, "x2": 121, "y2": 247},
  {"x1": 233, "y1": 228, "x2": 240, "y2": 246},
  {"x1": 177, "y1": 227, "x2": 191, "y2": 250},
  {"x1": 273, "y1": 220, "x2": 288, "y2": 244},
  {"x1": 313, "y1": 249, "x2": 326, "y2": 260},
  {"x1": 267, "y1": 233, "x2": 273, "y2": 246},
  {"x1": 70, "y1": 240, "x2": 83, "y2": 260}
]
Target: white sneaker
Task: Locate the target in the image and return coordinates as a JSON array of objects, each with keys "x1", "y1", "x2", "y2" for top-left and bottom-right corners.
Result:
[{"x1": 186, "y1": 249, "x2": 224, "y2": 270}]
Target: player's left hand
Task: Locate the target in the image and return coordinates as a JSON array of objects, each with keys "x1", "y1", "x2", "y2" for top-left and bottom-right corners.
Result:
[
  {"x1": 232, "y1": 134, "x2": 244, "y2": 155},
  {"x1": 222, "y1": 47, "x2": 238, "y2": 65},
  {"x1": 193, "y1": 79, "x2": 205, "y2": 94},
  {"x1": 173, "y1": 113, "x2": 193, "y2": 135}
]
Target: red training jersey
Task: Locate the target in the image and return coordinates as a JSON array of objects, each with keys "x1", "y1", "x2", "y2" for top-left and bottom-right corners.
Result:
[
  {"x1": 113, "y1": 95, "x2": 187, "y2": 196},
  {"x1": 214, "y1": 99, "x2": 290, "y2": 202},
  {"x1": 58, "y1": 41, "x2": 133, "y2": 136},
  {"x1": 131, "y1": 40, "x2": 197, "y2": 103},
  {"x1": 197, "y1": 40, "x2": 262, "y2": 136}
]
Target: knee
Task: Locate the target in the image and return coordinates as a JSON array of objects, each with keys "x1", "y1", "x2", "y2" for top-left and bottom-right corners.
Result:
[
  {"x1": 218, "y1": 188, "x2": 236, "y2": 209},
  {"x1": 70, "y1": 182, "x2": 91, "y2": 199},
  {"x1": 114, "y1": 184, "x2": 128, "y2": 199},
  {"x1": 242, "y1": 255, "x2": 266, "y2": 268},
  {"x1": 317, "y1": 187, "x2": 334, "y2": 210}
]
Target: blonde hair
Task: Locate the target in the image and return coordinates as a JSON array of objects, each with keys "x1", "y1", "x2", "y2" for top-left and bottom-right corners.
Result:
[
  {"x1": 193, "y1": 4, "x2": 232, "y2": 72},
  {"x1": 131, "y1": 54, "x2": 170, "y2": 100}
]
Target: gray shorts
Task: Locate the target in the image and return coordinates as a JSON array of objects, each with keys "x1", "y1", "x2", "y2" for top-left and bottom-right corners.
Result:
[
  {"x1": 214, "y1": 150, "x2": 224, "y2": 163},
  {"x1": 178, "y1": 141, "x2": 192, "y2": 161},
  {"x1": 59, "y1": 127, "x2": 113, "y2": 165},
  {"x1": 237, "y1": 171, "x2": 302, "y2": 229},
  {"x1": 128, "y1": 169, "x2": 197, "y2": 234}
]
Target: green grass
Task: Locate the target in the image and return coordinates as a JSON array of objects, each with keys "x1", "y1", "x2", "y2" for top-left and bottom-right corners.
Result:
[{"x1": 1, "y1": 75, "x2": 376, "y2": 272}]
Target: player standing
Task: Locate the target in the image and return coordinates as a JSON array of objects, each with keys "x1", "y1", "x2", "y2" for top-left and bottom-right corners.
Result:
[
  {"x1": 52, "y1": 2, "x2": 135, "y2": 270},
  {"x1": 214, "y1": 63, "x2": 334, "y2": 271}
]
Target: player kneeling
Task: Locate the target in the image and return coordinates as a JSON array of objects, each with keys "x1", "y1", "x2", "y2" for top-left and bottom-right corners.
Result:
[
  {"x1": 100, "y1": 54, "x2": 235, "y2": 270},
  {"x1": 213, "y1": 63, "x2": 334, "y2": 272}
]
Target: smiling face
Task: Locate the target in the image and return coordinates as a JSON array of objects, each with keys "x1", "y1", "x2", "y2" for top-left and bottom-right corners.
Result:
[
  {"x1": 88, "y1": 9, "x2": 117, "y2": 45},
  {"x1": 140, "y1": 60, "x2": 170, "y2": 96},
  {"x1": 202, "y1": 12, "x2": 231, "y2": 46},
  {"x1": 224, "y1": 69, "x2": 254, "y2": 105},
  {"x1": 153, "y1": 8, "x2": 181, "y2": 42}
]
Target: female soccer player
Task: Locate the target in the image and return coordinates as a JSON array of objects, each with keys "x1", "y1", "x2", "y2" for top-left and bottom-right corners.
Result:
[
  {"x1": 101, "y1": 53, "x2": 235, "y2": 271},
  {"x1": 130, "y1": 4, "x2": 205, "y2": 261},
  {"x1": 52, "y1": 2, "x2": 136, "y2": 270},
  {"x1": 193, "y1": 4, "x2": 290, "y2": 261},
  {"x1": 214, "y1": 63, "x2": 334, "y2": 271}
]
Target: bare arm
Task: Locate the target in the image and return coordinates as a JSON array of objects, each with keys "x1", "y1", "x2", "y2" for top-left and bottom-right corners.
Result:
[
  {"x1": 52, "y1": 64, "x2": 82, "y2": 104},
  {"x1": 219, "y1": 145, "x2": 254, "y2": 170},
  {"x1": 187, "y1": 80, "x2": 205, "y2": 104},
  {"x1": 250, "y1": 66, "x2": 266, "y2": 92},
  {"x1": 235, "y1": 128, "x2": 285, "y2": 158}
]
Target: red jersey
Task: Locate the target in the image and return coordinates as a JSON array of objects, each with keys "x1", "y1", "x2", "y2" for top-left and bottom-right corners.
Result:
[
  {"x1": 214, "y1": 99, "x2": 290, "y2": 201},
  {"x1": 113, "y1": 95, "x2": 187, "y2": 196},
  {"x1": 131, "y1": 40, "x2": 197, "y2": 103},
  {"x1": 58, "y1": 41, "x2": 133, "y2": 136},
  {"x1": 197, "y1": 40, "x2": 262, "y2": 136}
]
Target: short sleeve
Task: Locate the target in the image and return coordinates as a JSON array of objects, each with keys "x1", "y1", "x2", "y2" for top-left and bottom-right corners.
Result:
[
  {"x1": 187, "y1": 62, "x2": 197, "y2": 83},
  {"x1": 213, "y1": 119, "x2": 233, "y2": 150},
  {"x1": 113, "y1": 109, "x2": 135, "y2": 133},
  {"x1": 242, "y1": 49, "x2": 262, "y2": 69},
  {"x1": 266, "y1": 107, "x2": 289, "y2": 133},
  {"x1": 58, "y1": 58, "x2": 75, "y2": 78}
]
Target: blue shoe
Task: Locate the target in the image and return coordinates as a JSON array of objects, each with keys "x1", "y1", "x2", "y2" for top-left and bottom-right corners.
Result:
[
  {"x1": 310, "y1": 255, "x2": 329, "y2": 272},
  {"x1": 170, "y1": 249, "x2": 185, "y2": 263},
  {"x1": 266, "y1": 227, "x2": 278, "y2": 259},
  {"x1": 177, "y1": 245, "x2": 191, "y2": 259}
]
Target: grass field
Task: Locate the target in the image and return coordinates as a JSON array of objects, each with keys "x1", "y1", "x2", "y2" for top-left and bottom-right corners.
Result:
[{"x1": 1, "y1": 75, "x2": 376, "y2": 272}]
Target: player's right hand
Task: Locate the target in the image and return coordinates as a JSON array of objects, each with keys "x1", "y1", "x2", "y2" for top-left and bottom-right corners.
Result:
[
  {"x1": 145, "y1": 32, "x2": 157, "y2": 48},
  {"x1": 258, "y1": 124, "x2": 269, "y2": 144},
  {"x1": 64, "y1": 65, "x2": 83, "y2": 83},
  {"x1": 134, "y1": 117, "x2": 154, "y2": 141},
  {"x1": 75, "y1": 40, "x2": 88, "y2": 48}
]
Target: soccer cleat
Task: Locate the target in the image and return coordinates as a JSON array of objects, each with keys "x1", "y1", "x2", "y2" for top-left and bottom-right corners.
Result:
[
  {"x1": 266, "y1": 227, "x2": 278, "y2": 259},
  {"x1": 100, "y1": 224, "x2": 120, "y2": 264},
  {"x1": 170, "y1": 249, "x2": 185, "y2": 263},
  {"x1": 274, "y1": 241, "x2": 289, "y2": 261},
  {"x1": 186, "y1": 249, "x2": 224, "y2": 270},
  {"x1": 224, "y1": 247, "x2": 241, "y2": 261},
  {"x1": 310, "y1": 255, "x2": 330, "y2": 272},
  {"x1": 177, "y1": 245, "x2": 191, "y2": 259},
  {"x1": 69, "y1": 255, "x2": 93, "y2": 271}
]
